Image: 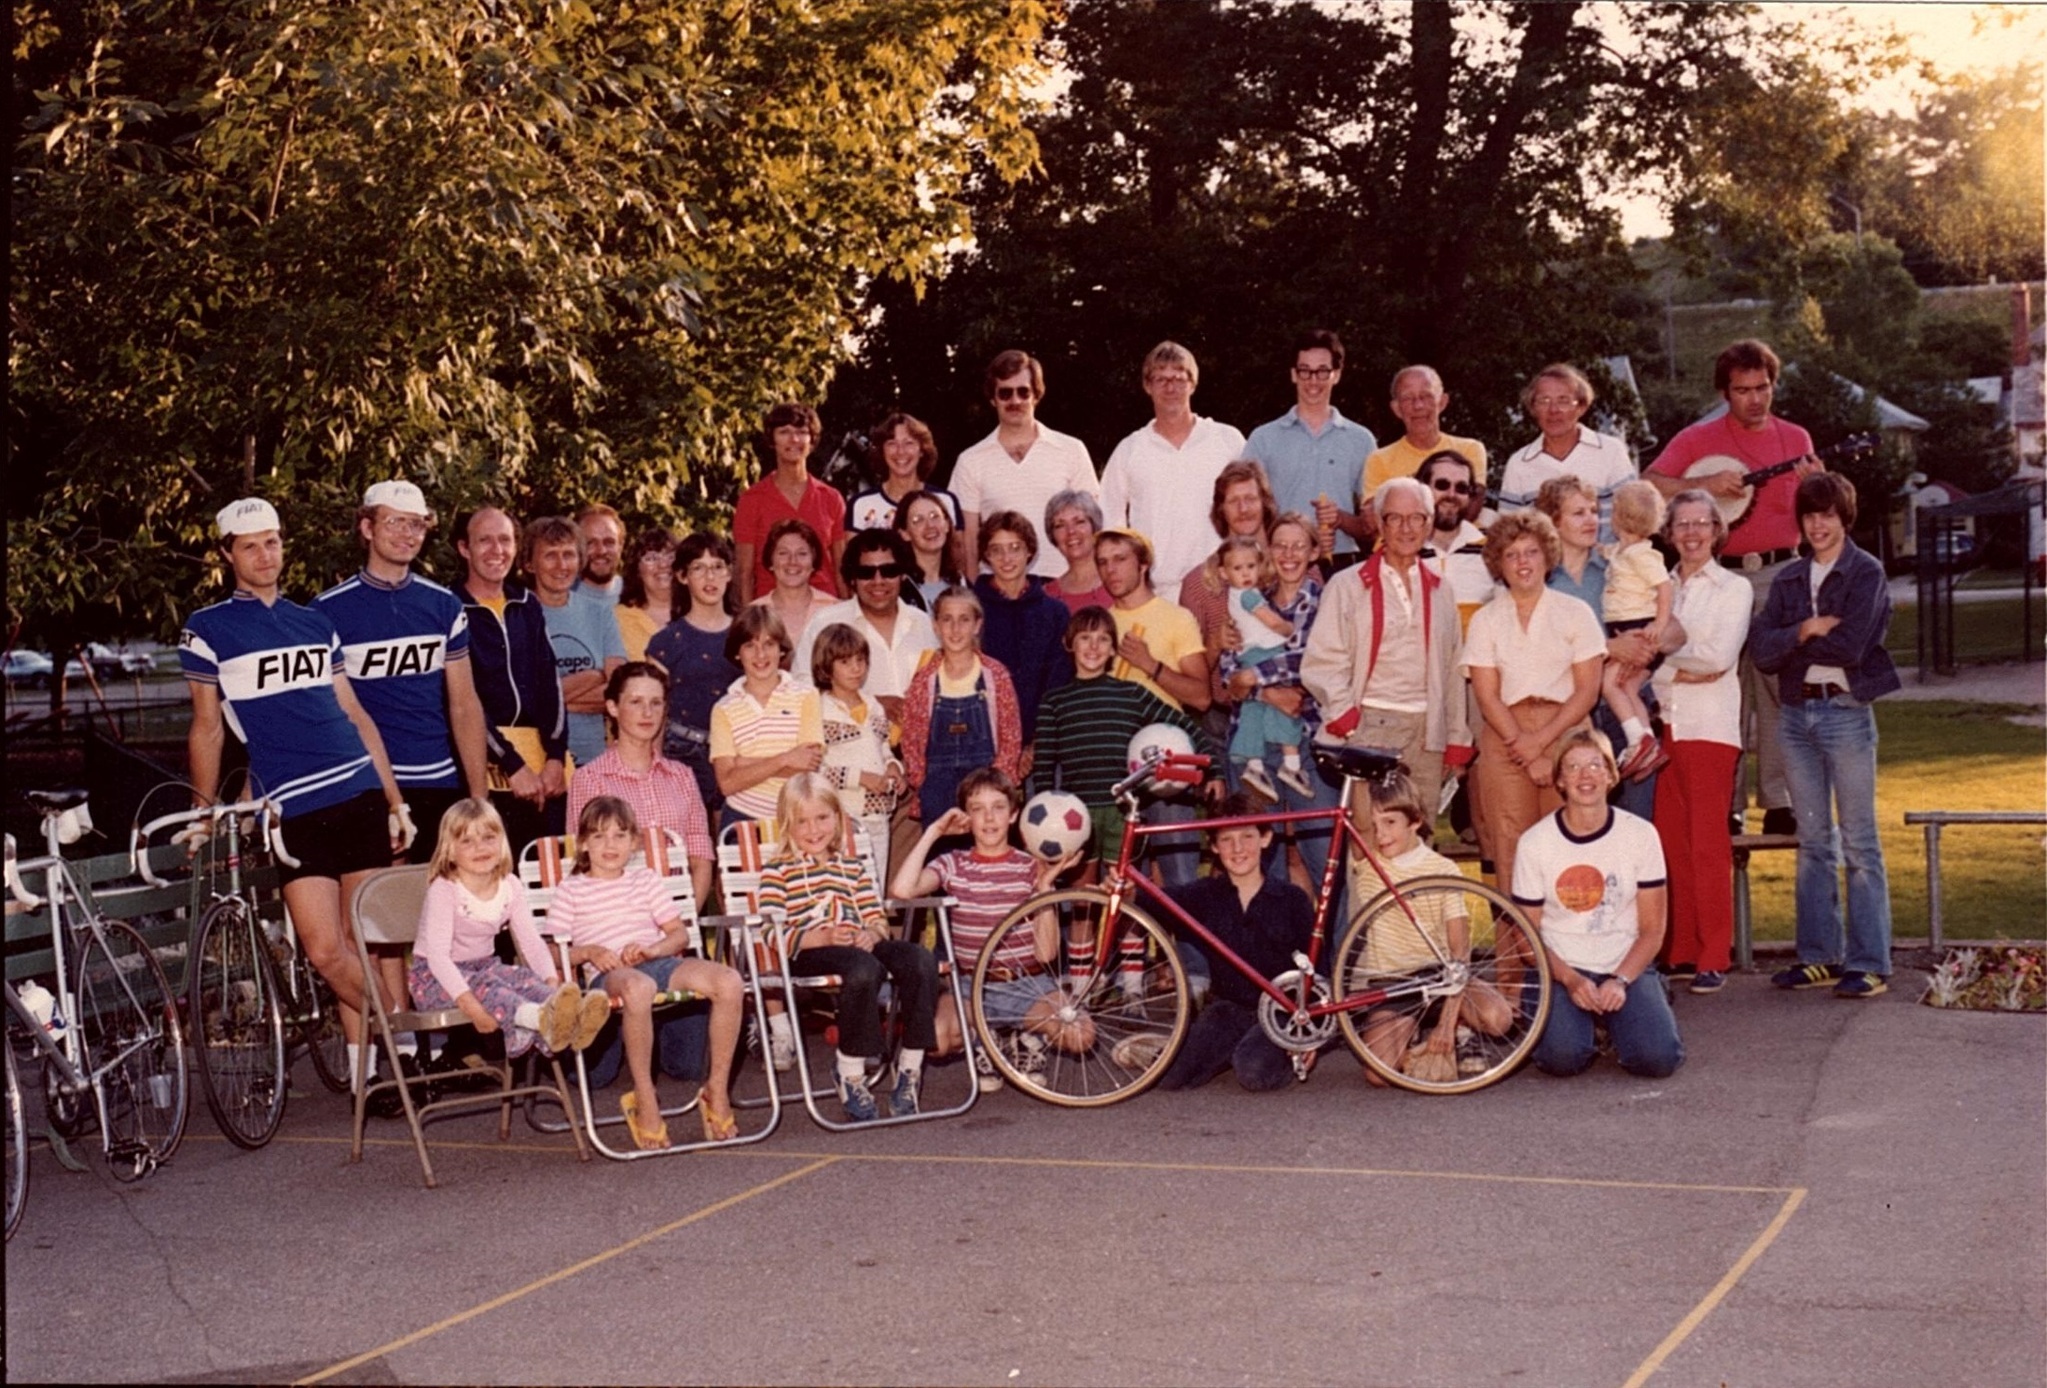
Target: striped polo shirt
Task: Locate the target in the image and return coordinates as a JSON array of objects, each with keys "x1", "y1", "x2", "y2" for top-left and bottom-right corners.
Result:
[{"x1": 709, "y1": 672, "x2": 823, "y2": 821}]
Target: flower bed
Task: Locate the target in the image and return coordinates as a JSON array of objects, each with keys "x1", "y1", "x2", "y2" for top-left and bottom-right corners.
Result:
[{"x1": 1921, "y1": 946, "x2": 2047, "y2": 1012}]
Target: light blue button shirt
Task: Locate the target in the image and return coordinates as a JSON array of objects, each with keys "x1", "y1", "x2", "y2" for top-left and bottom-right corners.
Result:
[{"x1": 1243, "y1": 407, "x2": 1377, "y2": 555}]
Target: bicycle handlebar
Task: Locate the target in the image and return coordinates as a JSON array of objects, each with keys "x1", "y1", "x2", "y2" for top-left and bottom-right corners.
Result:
[
  {"x1": 1109, "y1": 750, "x2": 1213, "y2": 804},
  {"x1": 130, "y1": 798, "x2": 285, "y2": 888}
]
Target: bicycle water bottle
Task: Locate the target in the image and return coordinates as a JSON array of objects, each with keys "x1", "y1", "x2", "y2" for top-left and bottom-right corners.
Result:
[{"x1": 19, "y1": 980, "x2": 63, "y2": 1040}]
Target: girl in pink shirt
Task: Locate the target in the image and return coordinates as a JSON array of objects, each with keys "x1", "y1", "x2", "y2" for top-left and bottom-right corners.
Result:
[
  {"x1": 553, "y1": 796, "x2": 745, "y2": 1149},
  {"x1": 410, "y1": 799, "x2": 608, "y2": 1062}
]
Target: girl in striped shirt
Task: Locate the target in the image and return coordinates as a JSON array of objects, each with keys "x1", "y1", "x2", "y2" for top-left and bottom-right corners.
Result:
[
  {"x1": 553, "y1": 796, "x2": 745, "y2": 1148},
  {"x1": 757, "y1": 775, "x2": 941, "y2": 1123}
]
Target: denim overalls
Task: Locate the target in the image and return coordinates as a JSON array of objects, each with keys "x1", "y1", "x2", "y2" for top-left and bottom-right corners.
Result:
[{"x1": 919, "y1": 671, "x2": 995, "y2": 823}]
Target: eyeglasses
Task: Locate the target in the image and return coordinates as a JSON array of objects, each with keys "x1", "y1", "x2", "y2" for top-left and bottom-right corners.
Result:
[
  {"x1": 1292, "y1": 366, "x2": 1335, "y2": 381},
  {"x1": 984, "y1": 541, "x2": 1029, "y2": 558},
  {"x1": 1381, "y1": 512, "x2": 1430, "y2": 528},
  {"x1": 1670, "y1": 518, "x2": 1717, "y2": 532},
  {"x1": 685, "y1": 560, "x2": 729, "y2": 576},
  {"x1": 852, "y1": 563, "x2": 905, "y2": 580},
  {"x1": 639, "y1": 552, "x2": 675, "y2": 567},
  {"x1": 1147, "y1": 373, "x2": 1191, "y2": 388},
  {"x1": 377, "y1": 515, "x2": 430, "y2": 535},
  {"x1": 993, "y1": 385, "x2": 1035, "y2": 402},
  {"x1": 1530, "y1": 395, "x2": 1581, "y2": 411},
  {"x1": 1429, "y1": 479, "x2": 1477, "y2": 497}
]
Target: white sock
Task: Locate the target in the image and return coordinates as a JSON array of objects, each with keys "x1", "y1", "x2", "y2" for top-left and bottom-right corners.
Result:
[
  {"x1": 512, "y1": 1002, "x2": 543, "y2": 1030},
  {"x1": 1246, "y1": 757, "x2": 1268, "y2": 776},
  {"x1": 767, "y1": 1012, "x2": 796, "y2": 1047},
  {"x1": 898, "y1": 1048, "x2": 925, "y2": 1076},
  {"x1": 836, "y1": 1051, "x2": 866, "y2": 1082},
  {"x1": 348, "y1": 1043, "x2": 377, "y2": 1091},
  {"x1": 1281, "y1": 750, "x2": 1303, "y2": 771},
  {"x1": 394, "y1": 1031, "x2": 418, "y2": 1057},
  {"x1": 1621, "y1": 717, "x2": 1648, "y2": 749}
]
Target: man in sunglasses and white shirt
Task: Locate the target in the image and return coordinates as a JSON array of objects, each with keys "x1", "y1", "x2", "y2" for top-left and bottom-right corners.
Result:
[
  {"x1": 792, "y1": 529, "x2": 936, "y2": 722},
  {"x1": 953, "y1": 348, "x2": 1098, "y2": 580},
  {"x1": 1415, "y1": 450, "x2": 1497, "y2": 628}
]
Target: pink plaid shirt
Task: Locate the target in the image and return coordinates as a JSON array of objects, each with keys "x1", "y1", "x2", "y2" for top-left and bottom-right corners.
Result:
[{"x1": 566, "y1": 747, "x2": 714, "y2": 865}]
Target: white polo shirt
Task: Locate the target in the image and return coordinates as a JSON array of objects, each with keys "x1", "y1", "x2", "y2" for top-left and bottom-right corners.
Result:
[
  {"x1": 951, "y1": 425, "x2": 1098, "y2": 578},
  {"x1": 792, "y1": 598, "x2": 937, "y2": 701},
  {"x1": 1099, "y1": 415, "x2": 1247, "y2": 592}
]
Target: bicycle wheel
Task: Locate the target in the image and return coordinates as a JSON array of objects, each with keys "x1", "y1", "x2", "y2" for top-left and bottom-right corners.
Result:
[
  {"x1": 289, "y1": 950, "x2": 351, "y2": 1095},
  {"x1": 969, "y1": 889, "x2": 1188, "y2": 1108},
  {"x1": 190, "y1": 899, "x2": 288, "y2": 1148},
  {"x1": 72, "y1": 919, "x2": 188, "y2": 1178},
  {"x1": 1332, "y1": 874, "x2": 1550, "y2": 1095},
  {"x1": 5, "y1": 1040, "x2": 25, "y2": 1241}
]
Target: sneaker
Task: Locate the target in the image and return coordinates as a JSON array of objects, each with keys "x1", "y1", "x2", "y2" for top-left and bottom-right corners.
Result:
[
  {"x1": 1239, "y1": 760, "x2": 1278, "y2": 801},
  {"x1": 835, "y1": 1071, "x2": 879, "y2": 1123},
  {"x1": 1689, "y1": 970, "x2": 1727, "y2": 995},
  {"x1": 364, "y1": 1052, "x2": 426, "y2": 1121},
  {"x1": 1454, "y1": 1025, "x2": 1488, "y2": 1076},
  {"x1": 1771, "y1": 962, "x2": 1841, "y2": 991},
  {"x1": 973, "y1": 1048, "x2": 1002, "y2": 1094},
  {"x1": 888, "y1": 1068, "x2": 922, "y2": 1117},
  {"x1": 1110, "y1": 1032, "x2": 1168, "y2": 1070},
  {"x1": 571, "y1": 989, "x2": 612, "y2": 1051},
  {"x1": 1761, "y1": 807, "x2": 1798, "y2": 837},
  {"x1": 537, "y1": 983, "x2": 583, "y2": 1054},
  {"x1": 1728, "y1": 812, "x2": 1745, "y2": 836},
  {"x1": 1664, "y1": 962, "x2": 1698, "y2": 983},
  {"x1": 1833, "y1": 970, "x2": 1888, "y2": 999},
  {"x1": 1623, "y1": 739, "x2": 1670, "y2": 783},
  {"x1": 1617, "y1": 737, "x2": 1659, "y2": 779},
  {"x1": 1017, "y1": 1034, "x2": 1050, "y2": 1084},
  {"x1": 1276, "y1": 762, "x2": 1314, "y2": 798},
  {"x1": 768, "y1": 1029, "x2": 796, "y2": 1073}
]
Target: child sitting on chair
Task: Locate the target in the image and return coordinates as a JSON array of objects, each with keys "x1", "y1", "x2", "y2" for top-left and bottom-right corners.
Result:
[
  {"x1": 757, "y1": 774, "x2": 942, "y2": 1123},
  {"x1": 892, "y1": 767, "x2": 1081, "y2": 1092},
  {"x1": 412, "y1": 798, "x2": 608, "y2": 1064},
  {"x1": 552, "y1": 795, "x2": 745, "y2": 1150},
  {"x1": 1352, "y1": 770, "x2": 1514, "y2": 1085}
]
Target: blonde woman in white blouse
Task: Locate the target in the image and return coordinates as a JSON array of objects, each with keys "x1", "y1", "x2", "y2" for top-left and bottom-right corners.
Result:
[
  {"x1": 1461, "y1": 510, "x2": 1604, "y2": 895},
  {"x1": 1648, "y1": 490, "x2": 1753, "y2": 994}
]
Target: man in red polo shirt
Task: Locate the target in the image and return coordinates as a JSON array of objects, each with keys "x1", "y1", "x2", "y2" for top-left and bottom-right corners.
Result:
[{"x1": 1647, "y1": 339, "x2": 1823, "y2": 836}]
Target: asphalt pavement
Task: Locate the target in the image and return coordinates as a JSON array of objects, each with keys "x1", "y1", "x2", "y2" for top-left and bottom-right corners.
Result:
[{"x1": 6, "y1": 966, "x2": 2042, "y2": 1387}]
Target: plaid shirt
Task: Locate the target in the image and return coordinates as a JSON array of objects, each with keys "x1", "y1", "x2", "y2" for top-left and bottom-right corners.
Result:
[
  {"x1": 1217, "y1": 576, "x2": 1324, "y2": 742},
  {"x1": 565, "y1": 747, "x2": 715, "y2": 865}
]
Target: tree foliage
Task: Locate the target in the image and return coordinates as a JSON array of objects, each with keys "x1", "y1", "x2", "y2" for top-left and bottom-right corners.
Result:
[
  {"x1": 8, "y1": 0, "x2": 1048, "y2": 643},
  {"x1": 828, "y1": 0, "x2": 1902, "y2": 477}
]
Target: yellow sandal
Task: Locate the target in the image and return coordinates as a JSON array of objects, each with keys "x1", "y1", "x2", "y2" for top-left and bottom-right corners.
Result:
[
  {"x1": 619, "y1": 1092, "x2": 670, "y2": 1150},
  {"x1": 697, "y1": 1090, "x2": 739, "y2": 1143}
]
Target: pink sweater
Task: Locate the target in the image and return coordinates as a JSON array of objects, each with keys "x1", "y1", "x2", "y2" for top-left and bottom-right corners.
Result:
[{"x1": 416, "y1": 875, "x2": 555, "y2": 1002}]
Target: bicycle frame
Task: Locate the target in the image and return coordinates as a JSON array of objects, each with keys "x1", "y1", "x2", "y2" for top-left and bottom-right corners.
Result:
[{"x1": 1098, "y1": 776, "x2": 1464, "y2": 1023}]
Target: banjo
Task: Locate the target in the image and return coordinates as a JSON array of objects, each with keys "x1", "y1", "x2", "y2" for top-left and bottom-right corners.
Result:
[{"x1": 1682, "y1": 432, "x2": 1878, "y2": 527}]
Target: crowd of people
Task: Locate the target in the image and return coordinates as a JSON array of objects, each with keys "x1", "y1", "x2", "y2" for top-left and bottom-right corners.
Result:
[{"x1": 177, "y1": 331, "x2": 1900, "y2": 1123}]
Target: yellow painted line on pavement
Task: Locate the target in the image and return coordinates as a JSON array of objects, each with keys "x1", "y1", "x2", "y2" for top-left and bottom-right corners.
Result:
[
  {"x1": 291, "y1": 1156, "x2": 839, "y2": 1386},
  {"x1": 754, "y1": 1147, "x2": 1797, "y2": 1196},
  {"x1": 1619, "y1": 1185, "x2": 1809, "y2": 1388}
]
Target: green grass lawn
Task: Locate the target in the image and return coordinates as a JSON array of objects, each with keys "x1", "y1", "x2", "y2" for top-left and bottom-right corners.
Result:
[
  {"x1": 1884, "y1": 596, "x2": 2046, "y2": 667},
  {"x1": 1743, "y1": 700, "x2": 2046, "y2": 947}
]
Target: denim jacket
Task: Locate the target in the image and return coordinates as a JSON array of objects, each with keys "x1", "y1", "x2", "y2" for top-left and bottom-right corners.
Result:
[{"x1": 1749, "y1": 539, "x2": 1901, "y2": 704}]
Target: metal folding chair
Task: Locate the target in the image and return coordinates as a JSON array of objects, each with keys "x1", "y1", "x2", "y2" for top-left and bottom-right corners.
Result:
[
  {"x1": 715, "y1": 818, "x2": 978, "y2": 1131},
  {"x1": 346, "y1": 865, "x2": 589, "y2": 1187}
]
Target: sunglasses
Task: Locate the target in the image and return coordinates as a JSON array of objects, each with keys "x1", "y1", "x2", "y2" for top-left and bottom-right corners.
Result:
[
  {"x1": 993, "y1": 385, "x2": 1035, "y2": 402},
  {"x1": 852, "y1": 563, "x2": 905, "y2": 580},
  {"x1": 1430, "y1": 478, "x2": 1477, "y2": 497}
]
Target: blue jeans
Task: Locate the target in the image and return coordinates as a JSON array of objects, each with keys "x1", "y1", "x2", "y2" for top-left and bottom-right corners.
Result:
[
  {"x1": 1255, "y1": 751, "x2": 1343, "y2": 922},
  {"x1": 1779, "y1": 694, "x2": 1892, "y2": 976},
  {"x1": 1534, "y1": 971, "x2": 1684, "y2": 1078},
  {"x1": 1144, "y1": 798, "x2": 1203, "y2": 888}
]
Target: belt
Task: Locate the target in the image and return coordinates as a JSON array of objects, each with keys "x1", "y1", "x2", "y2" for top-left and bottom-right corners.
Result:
[
  {"x1": 1798, "y1": 682, "x2": 1847, "y2": 703},
  {"x1": 1721, "y1": 547, "x2": 1796, "y2": 572}
]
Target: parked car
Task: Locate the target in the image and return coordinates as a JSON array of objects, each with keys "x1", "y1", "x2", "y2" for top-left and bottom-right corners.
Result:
[
  {"x1": 62, "y1": 643, "x2": 156, "y2": 681},
  {"x1": 4, "y1": 650, "x2": 55, "y2": 688}
]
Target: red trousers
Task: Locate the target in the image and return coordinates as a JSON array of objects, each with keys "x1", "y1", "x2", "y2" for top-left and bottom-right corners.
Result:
[{"x1": 1653, "y1": 738, "x2": 1741, "y2": 973}]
